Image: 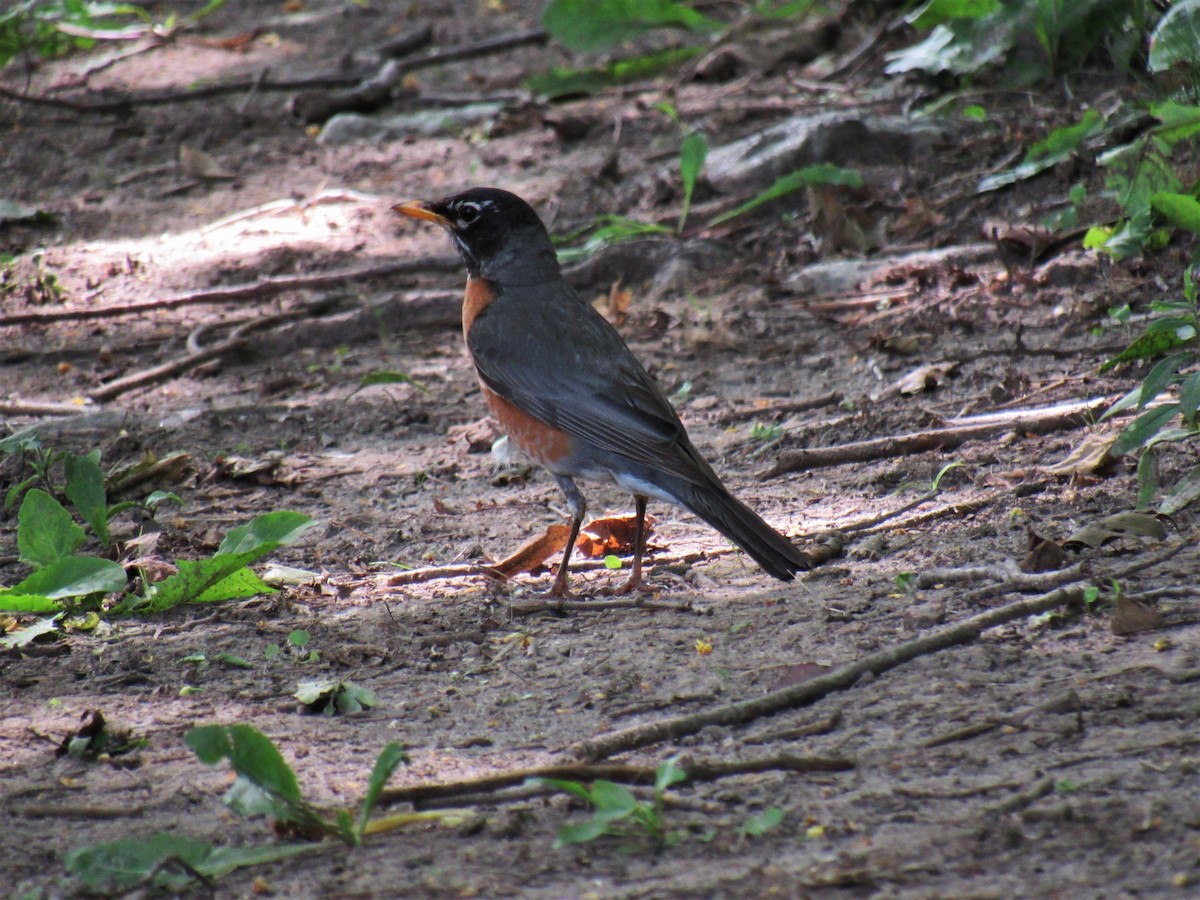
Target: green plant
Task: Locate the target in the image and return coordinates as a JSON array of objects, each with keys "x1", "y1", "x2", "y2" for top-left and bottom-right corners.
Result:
[
  {"x1": 64, "y1": 725, "x2": 435, "y2": 894},
  {"x1": 1084, "y1": 102, "x2": 1200, "y2": 260},
  {"x1": 738, "y1": 806, "x2": 784, "y2": 840},
  {"x1": 749, "y1": 422, "x2": 785, "y2": 443},
  {"x1": 530, "y1": 755, "x2": 687, "y2": 849},
  {"x1": 0, "y1": 497, "x2": 314, "y2": 615},
  {"x1": 884, "y1": 0, "x2": 1151, "y2": 83},
  {"x1": 0, "y1": 0, "x2": 230, "y2": 69},
  {"x1": 1100, "y1": 264, "x2": 1200, "y2": 514},
  {"x1": 554, "y1": 215, "x2": 672, "y2": 263},
  {"x1": 530, "y1": 0, "x2": 719, "y2": 99},
  {"x1": 294, "y1": 678, "x2": 376, "y2": 715},
  {"x1": 541, "y1": 0, "x2": 720, "y2": 53},
  {"x1": 709, "y1": 164, "x2": 864, "y2": 226},
  {"x1": 978, "y1": 110, "x2": 1105, "y2": 193}
]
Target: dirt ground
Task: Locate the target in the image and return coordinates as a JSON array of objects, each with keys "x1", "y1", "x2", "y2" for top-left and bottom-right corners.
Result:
[{"x1": 3, "y1": 1, "x2": 1199, "y2": 897}]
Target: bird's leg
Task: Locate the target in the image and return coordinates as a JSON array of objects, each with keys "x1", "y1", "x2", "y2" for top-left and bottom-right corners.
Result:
[
  {"x1": 548, "y1": 476, "x2": 586, "y2": 597},
  {"x1": 604, "y1": 494, "x2": 649, "y2": 595}
]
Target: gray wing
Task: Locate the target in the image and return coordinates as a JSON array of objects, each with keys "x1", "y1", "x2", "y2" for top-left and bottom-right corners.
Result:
[{"x1": 467, "y1": 282, "x2": 718, "y2": 487}]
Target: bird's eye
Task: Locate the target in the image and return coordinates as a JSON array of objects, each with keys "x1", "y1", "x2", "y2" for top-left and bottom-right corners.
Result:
[{"x1": 457, "y1": 203, "x2": 481, "y2": 226}]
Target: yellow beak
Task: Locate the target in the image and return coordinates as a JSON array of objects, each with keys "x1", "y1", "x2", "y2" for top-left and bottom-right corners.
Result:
[{"x1": 392, "y1": 200, "x2": 451, "y2": 226}]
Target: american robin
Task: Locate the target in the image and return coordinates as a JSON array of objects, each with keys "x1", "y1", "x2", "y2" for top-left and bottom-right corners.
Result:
[{"x1": 394, "y1": 187, "x2": 810, "y2": 596}]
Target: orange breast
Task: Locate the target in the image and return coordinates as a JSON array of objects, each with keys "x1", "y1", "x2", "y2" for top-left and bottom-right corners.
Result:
[
  {"x1": 479, "y1": 383, "x2": 573, "y2": 470},
  {"x1": 463, "y1": 277, "x2": 493, "y2": 340},
  {"x1": 462, "y1": 277, "x2": 573, "y2": 470}
]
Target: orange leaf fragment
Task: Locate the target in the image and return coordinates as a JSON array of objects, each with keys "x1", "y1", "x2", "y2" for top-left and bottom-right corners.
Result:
[
  {"x1": 574, "y1": 514, "x2": 655, "y2": 559},
  {"x1": 493, "y1": 523, "x2": 571, "y2": 576}
]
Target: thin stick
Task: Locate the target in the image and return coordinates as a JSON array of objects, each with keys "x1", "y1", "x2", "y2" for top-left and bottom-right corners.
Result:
[
  {"x1": 568, "y1": 539, "x2": 1190, "y2": 761},
  {"x1": 761, "y1": 397, "x2": 1109, "y2": 478},
  {"x1": 378, "y1": 752, "x2": 853, "y2": 808},
  {"x1": 568, "y1": 582, "x2": 1089, "y2": 761},
  {"x1": 86, "y1": 312, "x2": 290, "y2": 402},
  {"x1": 0, "y1": 257, "x2": 458, "y2": 328}
]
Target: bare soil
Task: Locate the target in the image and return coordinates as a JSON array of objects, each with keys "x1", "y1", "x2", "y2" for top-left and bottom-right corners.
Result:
[{"x1": 2, "y1": 2, "x2": 1199, "y2": 897}]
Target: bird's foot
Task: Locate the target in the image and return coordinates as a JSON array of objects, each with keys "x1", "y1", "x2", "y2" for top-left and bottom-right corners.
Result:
[{"x1": 598, "y1": 575, "x2": 651, "y2": 597}]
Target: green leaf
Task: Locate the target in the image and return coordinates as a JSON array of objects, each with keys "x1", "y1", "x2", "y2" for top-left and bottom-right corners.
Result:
[
  {"x1": 145, "y1": 490, "x2": 183, "y2": 507},
  {"x1": 1150, "y1": 192, "x2": 1200, "y2": 234},
  {"x1": 63, "y1": 451, "x2": 109, "y2": 546},
  {"x1": 678, "y1": 131, "x2": 707, "y2": 231},
  {"x1": 120, "y1": 512, "x2": 312, "y2": 614},
  {"x1": 909, "y1": 0, "x2": 1001, "y2": 29},
  {"x1": 978, "y1": 110, "x2": 1102, "y2": 193},
  {"x1": 1112, "y1": 403, "x2": 1182, "y2": 456},
  {"x1": 0, "y1": 613, "x2": 62, "y2": 648},
  {"x1": 655, "y1": 754, "x2": 687, "y2": 791},
  {"x1": 555, "y1": 817, "x2": 613, "y2": 846},
  {"x1": 196, "y1": 566, "x2": 276, "y2": 603},
  {"x1": 1147, "y1": 99, "x2": 1200, "y2": 144},
  {"x1": 1148, "y1": 0, "x2": 1200, "y2": 73},
  {"x1": 740, "y1": 805, "x2": 785, "y2": 836},
  {"x1": 65, "y1": 834, "x2": 313, "y2": 892},
  {"x1": 528, "y1": 776, "x2": 595, "y2": 803},
  {"x1": 0, "y1": 592, "x2": 64, "y2": 613},
  {"x1": 218, "y1": 510, "x2": 314, "y2": 556},
  {"x1": 1101, "y1": 324, "x2": 1194, "y2": 371},
  {"x1": 294, "y1": 678, "x2": 377, "y2": 715},
  {"x1": 527, "y1": 46, "x2": 702, "y2": 99},
  {"x1": 1158, "y1": 465, "x2": 1200, "y2": 515},
  {"x1": 710, "y1": 165, "x2": 864, "y2": 226},
  {"x1": 358, "y1": 743, "x2": 409, "y2": 834},
  {"x1": 541, "y1": 0, "x2": 720, "y2": 52},
  {"x1": 1136, "y1": 449, "x2": 1159, "y2": 510},
  {"x1": 1179, "y1": 370, "x2": 1200, "y2": 425},
  {"x1": 185, "y1": 724, "x2": 303, "y2": 806},
  {"x1": 6, "y1": 556, "x2": 126, "y2": 600},
  {"x1": 588, "y1": 781, "x2": 639, "y2": 820},
  {"x1": 17, "y1": 489, "x2": 85, "y2": 569},
  {"x1": 126, "y1": 556, "x2": 274, "y2": 613},
  {"x1": 555, "y1": 215, "x2": 673, "y2": 263},
  {"x1": 1137, "y1": 351, "x2": 1192, "y2": 408},
  {"x1": 214, "y1": 652, "x2": 253, "y2": 669}
]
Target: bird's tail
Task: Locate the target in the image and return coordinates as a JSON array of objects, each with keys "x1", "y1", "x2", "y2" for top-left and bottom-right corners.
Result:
[{"x1": 681, "y1": 484, "x2": 810, "y2": 581}]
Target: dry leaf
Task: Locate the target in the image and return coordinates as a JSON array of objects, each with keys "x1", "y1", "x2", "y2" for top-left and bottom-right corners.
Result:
[
  {"x1": 895, "y1": 363, "x2": 953, "y2": 395},
  {"x1": 1020, "y1": 527, "x2": 1066, "y2": 573},
  {"x1": 1063, "y1": 512, "x2": 1166, "y2": 549},
  {"x1": 1111, "y1": 595, "x2": 1166, "y2": 636},
  {"x1": 1043, "y1": 431, "x2": 1117, "y2": 476},
  {"x1": 492, "y1": 524, "x2": 571, "y2": 576},
  {"x1": 448, "y1": 418, "x2": 497, "y2": 454},
  {"x1": 574, "y1": 514, "x2": 655, "y2": 559}
]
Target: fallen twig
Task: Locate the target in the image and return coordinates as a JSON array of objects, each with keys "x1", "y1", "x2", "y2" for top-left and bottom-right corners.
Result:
[
  {"x1": 383, "y1": 564, "x2": 508, "y2": 587},
  {"x1": 761, "y1": 397, "x2": 1110, "y2": 478},
  {"x1": 567, "y1": 581, "x2": 1090, "y2": 761},
  {"x1": 290, "y1": 27, "x2": 548, "y2": 123},
  {"x1": 0, "y1": 74, "x2": 362, "y2": 114},
  {"x1": 379, "y1": 752, "x2": 853, "y2": 809},
  {"x1": 0, "y1": 257, "x2": 458, "y2": 328},
  {"x1": 86, "y1": 312, "x2": 292, "y2": 402},
  {"x1": 568, "y1": 538, "x2": 1191, "y2": 761},
  {"x1": 0, "y1": 399, "x2": 97, "y2": 417}
]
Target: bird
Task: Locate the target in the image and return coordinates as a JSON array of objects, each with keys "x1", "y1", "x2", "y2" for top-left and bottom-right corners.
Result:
[{"x1": 394, "y1": 187, "x2": 810, "y2": 596}]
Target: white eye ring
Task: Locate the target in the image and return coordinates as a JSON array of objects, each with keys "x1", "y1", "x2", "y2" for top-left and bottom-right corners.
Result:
[{"x1": 457, "y1": 203, "x2": 481, "y2": 226}]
